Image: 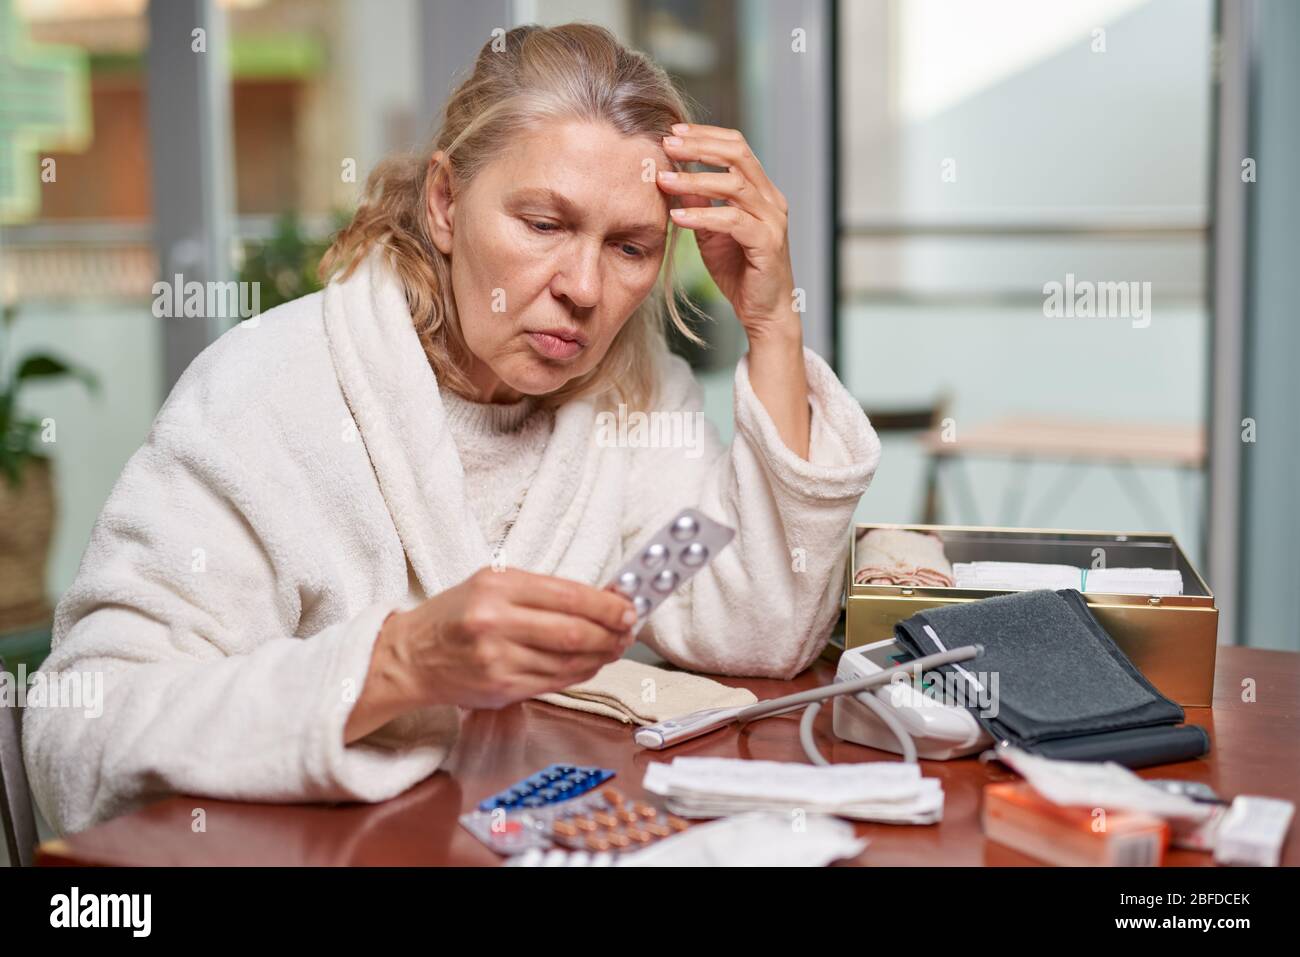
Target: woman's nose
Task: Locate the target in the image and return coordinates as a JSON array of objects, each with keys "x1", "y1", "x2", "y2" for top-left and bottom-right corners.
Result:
[{"x1": 552, "y1": 240, "x2": 603, "y2": 309}]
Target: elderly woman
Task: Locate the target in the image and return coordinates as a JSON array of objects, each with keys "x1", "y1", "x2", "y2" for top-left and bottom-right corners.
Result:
[{"x1": 24, "y1": 23, "x2": 880, "y2": 834}]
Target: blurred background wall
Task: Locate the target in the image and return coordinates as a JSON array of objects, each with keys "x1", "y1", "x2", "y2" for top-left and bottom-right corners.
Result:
[{"x1": 1, "y1": 0, "x2": 1296, "y2": 654}]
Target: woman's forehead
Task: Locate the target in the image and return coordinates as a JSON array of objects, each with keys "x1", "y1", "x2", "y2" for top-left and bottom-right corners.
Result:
[{"x1": 484, "y1": 126, "x2": 671, "y2": 227}]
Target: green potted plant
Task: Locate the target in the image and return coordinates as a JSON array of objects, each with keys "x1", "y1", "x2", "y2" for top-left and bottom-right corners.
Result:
[
  {"x1": 237, "y1": 210, "x2": 351, "y2": 313},
  {"x1": 0, "y1": 304, "x2": 98, "y2": 633}
]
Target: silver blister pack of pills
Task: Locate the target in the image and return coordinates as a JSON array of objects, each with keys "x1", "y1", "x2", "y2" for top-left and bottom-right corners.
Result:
[{"x1": 604, "y1": 507, "x2": 736, "y2": 632}]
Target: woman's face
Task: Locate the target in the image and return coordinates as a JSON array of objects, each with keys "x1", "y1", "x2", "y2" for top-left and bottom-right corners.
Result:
[{"x1": 427, "y1": 119, "x2": 672, "y2": 403}]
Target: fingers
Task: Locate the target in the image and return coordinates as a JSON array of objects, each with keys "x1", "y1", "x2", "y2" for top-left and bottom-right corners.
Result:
[
  {"x1": 657, "y1": 166, "x2": 776, "y2": 222},
  {"x1": 660, "y1": 127, "x2": 786, "y2": 212},
  {"x1": 494, "y1": 567, "x2": 637, "y2": 633},
  {"x1": 496, "y1": 603, "x2": 633, "y2": 657},
  {"x1": 657, "y1": 127, "x2": 788, "y2": 252},
  {"x1": 446, "y1": 569, "x2": 643, "y2": 708},
  {"x1": 670, "y1": 203, "x2": 778, "y2": 257},
  {"x1": 470, "y1": 646, "x2": 611, "y2": 706},
  {"x1": 672, "y1": 122, "x2": 744, "y2": 142},
  {"x1": 503, "y1": 641, "x2": 618, "y2": 690}
]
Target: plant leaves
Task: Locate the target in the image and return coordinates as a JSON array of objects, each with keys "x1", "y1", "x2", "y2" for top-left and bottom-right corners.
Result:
[
  {"x1": 0, "y1": 418, "x2": 42, "y2": 488},
  {"x1": 15, "y1": 353, "x2": 100, "y2": 394}
]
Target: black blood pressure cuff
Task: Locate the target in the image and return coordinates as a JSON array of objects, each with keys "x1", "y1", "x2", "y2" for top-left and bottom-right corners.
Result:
[{"x1": 893, "y1": 588, "x2": 1210, "y2": 768}]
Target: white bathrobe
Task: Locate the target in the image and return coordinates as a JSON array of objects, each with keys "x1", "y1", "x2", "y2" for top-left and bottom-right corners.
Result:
[{"x1": 23, "y1": 252, "x2": 881, "y2": 834}]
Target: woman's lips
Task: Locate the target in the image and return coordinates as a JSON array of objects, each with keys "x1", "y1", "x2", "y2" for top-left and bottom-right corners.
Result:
[{"x1": 527, "y1": 331, "x2": 585, "y2": 360}]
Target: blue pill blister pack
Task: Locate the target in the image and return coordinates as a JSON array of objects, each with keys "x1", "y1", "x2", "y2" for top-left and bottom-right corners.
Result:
[
  {"x1": 461, "y1": 765, "x2": 617, "y2": 855},
  {"x1": 476, "y1": 764, "x2": 616, "y2": 812}
]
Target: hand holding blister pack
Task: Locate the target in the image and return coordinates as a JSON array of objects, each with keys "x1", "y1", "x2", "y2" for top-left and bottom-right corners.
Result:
[{"x1": 604, "y1": 507, "x2": 735, "y2": 635}]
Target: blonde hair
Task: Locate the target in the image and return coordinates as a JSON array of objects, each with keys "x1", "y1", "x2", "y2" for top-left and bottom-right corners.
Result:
[{"x1": 320, "y1": 22, "x2": 707, "y2": 412}]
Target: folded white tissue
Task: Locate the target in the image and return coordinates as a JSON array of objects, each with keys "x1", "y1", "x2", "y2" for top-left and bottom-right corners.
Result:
[
  {"x1": 1085, "y1": 566, "x2": 1185, "y2": 595},
  {"x1": 642, "y1": 757, "x2": 944, "y2": 825},
  {"x1": 952, "y1": 561, "x2": 1184, "y2": 596},
  {"x1": 505, "y1": 811, "x2": 868, "y2": 867},
  {"x1": 618, "y1": 811, "x2": 868, "y2": 866}
]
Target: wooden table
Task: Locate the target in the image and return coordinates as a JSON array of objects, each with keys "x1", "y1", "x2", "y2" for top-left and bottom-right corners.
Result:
[{"x1": 37, "y1": 646, "x2": 1300, "y2": 866}]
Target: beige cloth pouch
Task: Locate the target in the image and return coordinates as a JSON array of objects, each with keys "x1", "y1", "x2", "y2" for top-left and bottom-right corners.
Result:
[
  {"x1": 854, "y1": 527, "x2": 954, "y2": 587},
  {"x1": 535, "y1": 658, "x2": 757, "y2": 726}
]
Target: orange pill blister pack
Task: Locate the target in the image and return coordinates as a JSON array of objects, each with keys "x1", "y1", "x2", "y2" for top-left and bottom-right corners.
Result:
[{"x1": 547, "y1": 785, "x2": 690, "y2": 854}]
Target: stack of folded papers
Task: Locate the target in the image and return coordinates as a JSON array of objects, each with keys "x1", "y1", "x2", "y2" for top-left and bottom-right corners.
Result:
[
  {"x1": 1084, "y1": 567, "x2": 1184, "y2": 595},
  {"x1": 953, "y1": 561, "x2": 1079, "y2": 591},
  {"x1": 642, "y1": 757, "x2": 944, "y2": 824},
  {"x1": 952, "y1": 561, "x2": 1184, "y2": 596}
]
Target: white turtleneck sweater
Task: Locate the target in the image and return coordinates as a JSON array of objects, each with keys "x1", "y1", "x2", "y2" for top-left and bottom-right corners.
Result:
[{"x1": 438, "y1": 385, "x2": 553, "y2": 559}]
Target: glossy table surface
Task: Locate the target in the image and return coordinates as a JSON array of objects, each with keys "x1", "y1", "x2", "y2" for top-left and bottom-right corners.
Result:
[{"x1": 37, "y1": 645, "x2": 1300, "y2": 866}]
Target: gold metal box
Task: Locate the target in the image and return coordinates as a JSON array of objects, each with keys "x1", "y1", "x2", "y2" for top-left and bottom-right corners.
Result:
[{"x1": 844, "y1": 524, "x2": 1219, "y2": 707}]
